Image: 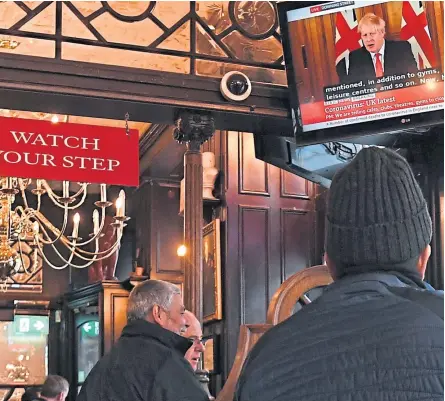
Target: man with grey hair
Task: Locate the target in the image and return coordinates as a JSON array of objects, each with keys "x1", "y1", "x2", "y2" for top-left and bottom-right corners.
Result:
[
  {"x1": 37, "y1": 375, "x2": 69, "y2": 401},
  {"x1": 77, "y1": 279, "x2": 208, "y2": 401}
]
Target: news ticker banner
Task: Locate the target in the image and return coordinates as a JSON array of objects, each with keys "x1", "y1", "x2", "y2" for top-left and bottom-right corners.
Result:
[
  {"x1": 300, "y1": 69, "x2": 444, "y2": 131},
  {"x1": 0, "y1": 116, "x2": 139, "y2": 186}
]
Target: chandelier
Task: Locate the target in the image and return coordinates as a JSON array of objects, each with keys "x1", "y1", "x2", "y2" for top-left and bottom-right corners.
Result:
[{"x1": 0, "y1": 177, "x2": 129, "y2": 281}]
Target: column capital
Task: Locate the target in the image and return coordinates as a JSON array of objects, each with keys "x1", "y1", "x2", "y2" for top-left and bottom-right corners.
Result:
[{"x1": 173, "y1": 111, "x2": 215, "y2": 145}]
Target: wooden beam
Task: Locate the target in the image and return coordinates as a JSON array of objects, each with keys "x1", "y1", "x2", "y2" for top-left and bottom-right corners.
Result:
[{"x1": 0, "y1": 54, "x2": 292, "y2": 135}]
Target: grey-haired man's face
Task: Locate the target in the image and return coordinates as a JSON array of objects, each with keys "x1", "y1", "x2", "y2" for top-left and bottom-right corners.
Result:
[{"x1": 158, "y1": 293, "x2": 186, "y2": 335}]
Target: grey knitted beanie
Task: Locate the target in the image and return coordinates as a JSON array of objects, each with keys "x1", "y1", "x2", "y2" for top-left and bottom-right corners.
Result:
[{"x1": 326, "y1": 146, "x2": 432, "y2": 267}]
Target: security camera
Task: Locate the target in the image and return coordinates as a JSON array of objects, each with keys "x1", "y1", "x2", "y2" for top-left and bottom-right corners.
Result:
[{"x1": 220, "y1": 71, "x2": 252, "y2": 102}]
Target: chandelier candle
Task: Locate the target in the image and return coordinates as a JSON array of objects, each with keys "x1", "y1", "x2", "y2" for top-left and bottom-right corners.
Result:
[
  {"x1": 93, "y1": 210, "x2": 100, "y2": 236},
  {"x1": 72, "y1": 213, "x2": 80, "y2": 239}
]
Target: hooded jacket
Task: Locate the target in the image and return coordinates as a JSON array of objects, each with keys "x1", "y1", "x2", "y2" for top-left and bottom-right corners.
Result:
[
  {"x1": 77, "y1": 319, "x2": 208, "y2": 401},
  {"x1": 235, "y1": 270, "x2": 444, "y2": 401}
]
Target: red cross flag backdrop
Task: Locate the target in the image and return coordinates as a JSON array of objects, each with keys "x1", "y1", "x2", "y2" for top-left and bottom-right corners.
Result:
[
  {"x1": 0, "y1": 116, "x2": 139, "y2": 187},
  {"x1": 400, "y1": 1, "x2": 437, "y2": 69},
  {"x1": 335, "y1": 9, "x2": 362, "y2": 78}
]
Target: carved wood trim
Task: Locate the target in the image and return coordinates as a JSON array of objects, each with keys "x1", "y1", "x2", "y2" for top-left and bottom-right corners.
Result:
[
  {"x1": 238, "y1": 133, "x2": 269, "y2": 196},
  {"x1": 139, "y1": 124, "x2": 169, "y2": 159},
  {"x1": 215, "y1": 324, "x2": 272, "y2": 401},
  {"x1": 102, "y1": 288, "x2": 129, "y2": 354},
  {"x1": 266, "y1": 265, "x2": 333, "y2": 325},
  {"x1": 139, "y1": 177, "x2": 181, "y2": 188},
  {"x1": 279, "y1": 169, "x2": 311, "y2": 199},
  {"x1": 280, "y1": 208, "x2": 310, "y2": 281},
  {"x1": 238, "y1": 205, "x2": 270, "y2": 324},
  {"x1": 223, "y1": 131, "x2": 230, "y2": 193}
]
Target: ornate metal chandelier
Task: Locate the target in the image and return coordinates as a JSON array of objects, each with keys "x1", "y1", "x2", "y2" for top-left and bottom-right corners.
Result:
[{"x1": 0, "y1": 177, "x2": 128, "y2": 282}]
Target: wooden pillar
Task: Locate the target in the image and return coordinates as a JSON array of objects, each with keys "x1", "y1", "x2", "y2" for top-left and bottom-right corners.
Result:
[{"x1": 174, "y1": 111, "x2": 215, "y2": 321}]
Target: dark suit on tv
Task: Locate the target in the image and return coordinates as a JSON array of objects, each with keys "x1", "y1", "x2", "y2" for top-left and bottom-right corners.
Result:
[{"x1": 340, "y1": 40, "x2": 417, "y2": 84}]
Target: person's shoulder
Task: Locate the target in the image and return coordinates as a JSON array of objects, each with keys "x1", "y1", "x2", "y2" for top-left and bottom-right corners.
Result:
[
  {"x1": 153, "y1": 354, "x2": 209, "y2": 401},
  {"x1": 386, "y1": 39, "x2": 412, "y2": 51},
  {"x1": 349, "y1": 46, "x2": 366, "y2": 58}
]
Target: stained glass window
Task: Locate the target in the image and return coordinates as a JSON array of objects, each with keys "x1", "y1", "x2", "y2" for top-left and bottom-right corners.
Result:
[{"x1": 0, "y1": 1, "x2": 286, "y2": 85}]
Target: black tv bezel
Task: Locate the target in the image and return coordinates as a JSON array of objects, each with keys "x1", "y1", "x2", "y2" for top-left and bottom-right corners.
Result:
[{"x1": 277, "y1": 1, "x2": 444, "y2": 147}]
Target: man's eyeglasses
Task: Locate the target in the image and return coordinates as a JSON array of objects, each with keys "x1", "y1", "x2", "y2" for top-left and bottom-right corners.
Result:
[{"x1": 187, "y1": 336, "x2": 208, "y2": 346}]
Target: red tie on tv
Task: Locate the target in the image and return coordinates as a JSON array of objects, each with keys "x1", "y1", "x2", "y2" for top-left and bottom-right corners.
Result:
[{"x1": 375, "y1": 53, "x2": 383, "y2": 77}]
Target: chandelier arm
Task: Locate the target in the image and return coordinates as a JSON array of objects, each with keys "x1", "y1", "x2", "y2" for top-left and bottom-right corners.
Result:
[
  {"x1": 16, "y1": 238, "x2": 35, "y2": 275},
  {"x1": 41, "y1": 180, "x2": 88, "y2": 201},
  {"x1": 35, "y1": 236, "x2": 121, "y2": 269},
  {"x1": 31, "y1": 209, "x2": 70, "y2": 246},
  {"x1": 17, "y1": 239, "x2": 28, "y2": 274},
  {"x1": 19, "y1": 186, "x2": 30, "y2": 210},
  {"x1": 45, "y1": 185, "x2": 89, "y2": 210},
  {"x1": 66, "y1": 240, "x2": 122, "y2": 264},
  {"x1": 33, "y1": 221, "x2": 62, "y2": 246},
  {"x1": 70, "y1": 183, "x2": 88, "y2": 198},
  {"x1": 61, "y1": 228, "x2": 123, "y2": 256},
  {"x1": 35, "y1": 240, "x2": 81, "y2": 270},
  {"x1": 34, "y1": 235, "x2": 89, "y2": 269},
  {"x1": 34, "y1": 208, "x2": 112, "y2": 251},
  {"x1": 58, "y1": 206, "x2": 107, "y2": 248}
]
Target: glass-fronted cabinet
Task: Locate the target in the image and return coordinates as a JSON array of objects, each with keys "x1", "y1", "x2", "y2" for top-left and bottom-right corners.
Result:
[
  {"x1": 76, "y1": 311, "x2": 100, "y2": 395},
  {"x1": 62, "y1": 281, "x2": 130, "y2": 401}
]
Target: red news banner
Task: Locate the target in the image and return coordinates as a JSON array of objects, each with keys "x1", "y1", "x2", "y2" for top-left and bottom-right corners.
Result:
[
  {"x1": 301, "y1": 70, "x2": 444, "y2": 129},
  {"x1": 0, "y1": 116, "x2": 139, "y2": 187}
]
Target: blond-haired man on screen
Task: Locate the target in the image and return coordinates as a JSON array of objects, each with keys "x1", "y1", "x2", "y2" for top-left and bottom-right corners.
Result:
[{"x1": 343, "y1": 13, "x2": 417, "y2": 83}]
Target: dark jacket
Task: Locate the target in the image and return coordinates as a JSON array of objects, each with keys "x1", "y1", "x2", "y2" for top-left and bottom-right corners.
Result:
[
  {"x1": 341, "y1": 40, "x2": 418, "y2": 83},
  {"x1": 235, "y1": 271, "x2": 444, "y2": 401},
  {"x1": 77, "y1": 319, "x2": 208, "y2": 401}
]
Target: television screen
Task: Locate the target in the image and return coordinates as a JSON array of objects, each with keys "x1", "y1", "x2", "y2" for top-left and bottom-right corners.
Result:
[{"x1": 278, "y1": 1, "x2": 444, "y2": 144}]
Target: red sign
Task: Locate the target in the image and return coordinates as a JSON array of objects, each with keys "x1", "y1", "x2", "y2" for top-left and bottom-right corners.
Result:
[
  {"x1": 0, "y1": 116, "x2": 139, "y2": 186},
  {"x1": 300, "y1": 81, "x2": 444, "y2": 130}
]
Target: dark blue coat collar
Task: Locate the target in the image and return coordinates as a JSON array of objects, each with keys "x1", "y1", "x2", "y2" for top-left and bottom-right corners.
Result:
[{"x1": 121, "y1": 319, "x2": 192, "y2": 356}]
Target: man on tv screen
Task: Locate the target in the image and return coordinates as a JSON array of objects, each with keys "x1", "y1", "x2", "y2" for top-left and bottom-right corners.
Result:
[{"x1": 341, "y1": 13, "x2": 418, "y2": 83}]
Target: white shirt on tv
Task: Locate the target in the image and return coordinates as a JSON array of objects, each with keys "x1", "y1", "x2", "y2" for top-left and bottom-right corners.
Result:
[{"x1": 369, "y1": 40, "x2": 385, "y2": 73}]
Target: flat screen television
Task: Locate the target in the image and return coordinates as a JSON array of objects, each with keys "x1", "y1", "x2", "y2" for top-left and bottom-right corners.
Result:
[{"x1": 277, "y1": 1, "x2": 444, "y2": 146}]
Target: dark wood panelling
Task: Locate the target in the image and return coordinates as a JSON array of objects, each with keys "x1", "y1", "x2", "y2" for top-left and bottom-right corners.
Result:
[
  {"x1": 109, "y1": 294, "x2": 128, "y2": 349},
  {"x1": 133, "y1": 179, "x2": 184, "y2": 286},
  {"x1": 280, "y1": 169, "x2": 310, "y2": 199},
  {"x1": 151, "y1": 182, "x2": 183, "y2": 274},
  {"x1": 220, "y1": 130, "x2": 315, "y2": 389},
  {"x1": 133, "y1": 181, "x2": 152, "y2": 273},
  {"x1": 239, "y1": 206, "x2": 270, "y2": 324},
  {"x1": 238, "y1": 133, "x2": 269, "y2": 196},
  {"x1": 281, "y1": 209, "x2": 311, "y2": 280},
  {"x1": 101, "y1": 284, "x2": 130, "y2": 354}
]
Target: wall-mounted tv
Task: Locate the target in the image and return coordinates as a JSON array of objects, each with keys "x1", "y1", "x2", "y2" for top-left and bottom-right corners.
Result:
[{"x1": 278, "y1": 1, "x2": 444, "y2": 146}]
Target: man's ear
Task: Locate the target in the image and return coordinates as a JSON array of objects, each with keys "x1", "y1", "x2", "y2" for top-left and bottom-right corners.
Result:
[
  {"x1": 325, "y1": 253, "x2": 337, "y2": 281},
  {"x1": 417, "y1": 245, "x2": 431, "y2": 280},
  {"x1": 152, "y1": 304, "x2": 164, "y2": 326}
]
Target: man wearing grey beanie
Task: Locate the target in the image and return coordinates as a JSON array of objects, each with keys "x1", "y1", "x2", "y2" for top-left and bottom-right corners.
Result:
[{"x1": 235, "y1": 147, "x2": 443, "y2": 401}]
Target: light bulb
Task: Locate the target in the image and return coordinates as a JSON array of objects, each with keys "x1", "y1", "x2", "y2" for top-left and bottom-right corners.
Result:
[
  {"x1": 51, "y1": 115, "x2": 59, "y2": 124},
  {"x1": 177, "y1": 245, "x2": 187, "y2": 257}
]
